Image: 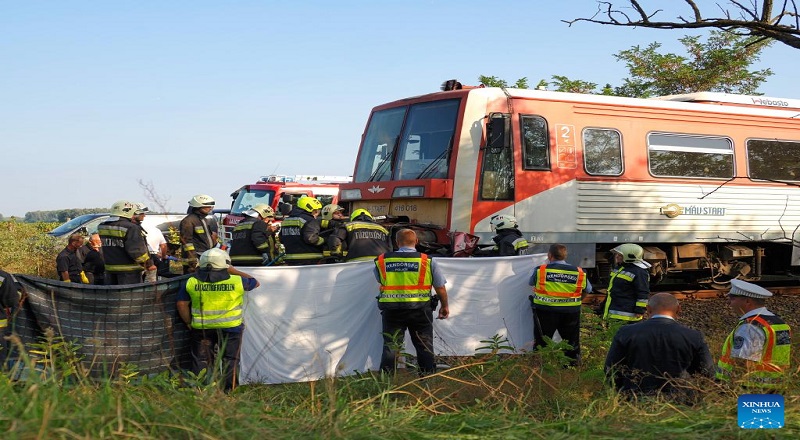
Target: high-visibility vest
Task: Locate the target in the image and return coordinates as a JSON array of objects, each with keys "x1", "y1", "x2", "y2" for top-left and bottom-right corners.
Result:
[
  {"x1": 532, "y1": 264, "x2": 585, "y2": 309},
  {"x1": 185, "y1": 275, "x2": 245, "y2": 329},
  {"x1": 375, "y1": 252, "x2": 433, "y2": 304},
  {"x1": 716, "y1": 313, "x2": 792, "y2": 389}
]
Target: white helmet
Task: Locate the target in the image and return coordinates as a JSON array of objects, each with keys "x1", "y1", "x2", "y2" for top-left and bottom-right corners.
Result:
[
  {"x1": 189, "y1": 194, "x2": 216, "y2": 208},
  {"x1": 321, "y1": 204, "x2": 344, "y2": 221},
  {"x1": 198, "y1": 248, "x2": 230, "y2": 270},
  {"x1": 133, "y1": 202, "x2": 149, "y2": 215},
  {"x1": 490, "y1": 214, "x2": 518, "y2": 231},
  {"x1": 612, "y1": 243, "x2": 645, "y2": 263},
  {"x1": 251, "y1": 204, "x2": 275, "y2": 219},
  {"x1": 111, "y1": 200, "x2": 136, "y2": 219}
]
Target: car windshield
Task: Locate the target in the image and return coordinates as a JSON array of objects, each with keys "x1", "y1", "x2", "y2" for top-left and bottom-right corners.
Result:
[
  {"x1": 48, "y1": 214, "x2": 107, "y2": 235},
  {"x1": 231, "y1": 189, "x2": 275, "y2": 214}
]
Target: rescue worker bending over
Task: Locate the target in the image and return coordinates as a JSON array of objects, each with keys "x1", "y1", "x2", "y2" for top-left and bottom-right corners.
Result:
[
  {"x1": 320, "y1": 204, "x2": 347, "y2": 230},
  {"x1": 229, "y1": 204, "x2": 280, "y2": 266},
  {"x1": 603, "y1": 243, "x2": 650, "y2": 323},
  {"x1": 98, "y1": 200, "x2": 155, "y2": 285},
  {"x1": 329, "y1": 208, "x2": 392, "y2": 262},
  {"x1": 176, "y1": 248, "x2": 260, "y2": 392},
  {"x1": 476, "y1": 215, "x2": 529, "y2": 256},
  {"x1": 180, "y1": 194, "x2": 218, "y2": 273},
  {"x1": 279, "y1": 196, "x2": 325, "y2": 265}
]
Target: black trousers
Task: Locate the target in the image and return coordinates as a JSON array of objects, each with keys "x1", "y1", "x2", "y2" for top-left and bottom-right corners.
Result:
[
  {"x1": 190, "y1": 329, "x2": 242, "y2": 391},
  {"x1": 380, "y1": 306, "x2": 435, "y2": 375},
  {"x1": 533, "y1": 308, "x2": 581, "y2": 365},
  {"x1": 104, "y1": 271, "x2": 142, "y2": 286}
]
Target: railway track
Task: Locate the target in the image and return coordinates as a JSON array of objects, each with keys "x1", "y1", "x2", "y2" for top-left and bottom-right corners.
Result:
[{"x1": 583, "y1": 285, "x2": 800, "y2": 305}]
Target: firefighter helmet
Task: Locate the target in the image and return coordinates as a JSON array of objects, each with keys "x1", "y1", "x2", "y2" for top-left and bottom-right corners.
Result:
[
  {"x1": 350, "y1": 208, "x2": 373, "y2": 222},
  {"x1": 198, "y1": 248, "x2": 231, "y2": 270},
  {"x1": 612, "y1": 243, "x2": 645, "y2": 263},
  {"x1": 490, "y1": 214, "x2": 518, "y2": 231},
  {"x1": 111, "y1": 200, "x2": 136, "y2": 219},
  {"x1": 188, "y1": 194, "x2": 216, "y2": 208},
  {"x1": 133, "y1": 203, "x2": 149, "y2": 215},
  {"x1": 321, "y1": 204, "x2": 344, "y2": 221},
  {"x1": 251, "y1": 204, "x2": 275, "y2": 219},
  {"x1": 297, "y1": 196, "x2": 322, "y2": 213}
]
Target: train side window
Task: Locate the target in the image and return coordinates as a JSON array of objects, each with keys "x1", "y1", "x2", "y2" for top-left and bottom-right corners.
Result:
[
  {"x1": 583, "y1": 128, "x2": 623, "y2": 176},
  {"x1": 747, "y1": 139, "x2": 800, "y2": 181},
  {"x1": 648, "y1": 133, "x2": 733, "y2": 178},
  {"x1": 521, "y1": 115, "x2": 550, "y2": 170}
]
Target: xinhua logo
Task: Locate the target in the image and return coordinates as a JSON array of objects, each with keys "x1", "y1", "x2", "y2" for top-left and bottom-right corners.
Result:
[{"x1": 738, "y1": 394, "x2": 784, "y2": 429}]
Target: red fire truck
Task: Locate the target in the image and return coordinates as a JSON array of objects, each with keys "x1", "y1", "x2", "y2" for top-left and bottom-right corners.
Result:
[{"x1": 221, "y1": 174, "x2": 351, "y2": 242}]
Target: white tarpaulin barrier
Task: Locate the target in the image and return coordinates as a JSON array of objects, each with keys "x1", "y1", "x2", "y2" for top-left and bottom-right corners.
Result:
[{"x1": 240, "y1": 254, "x2": 547, "y2": 384}]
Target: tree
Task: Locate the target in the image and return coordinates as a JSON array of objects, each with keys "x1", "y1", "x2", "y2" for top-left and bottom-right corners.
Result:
[
  {"x1": 566, "y1": 1, "x2": 800, "y2": 50},
  {"x1": 478, "y1": 75, "x2": 529, "y2": 89},
  {"x1": 613, "y1": 30, "x2": 772, "y2": 97}
]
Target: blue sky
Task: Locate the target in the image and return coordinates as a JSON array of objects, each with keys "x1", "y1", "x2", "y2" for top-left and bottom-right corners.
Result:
[{"x1": 2, "y1": 1, "x2": 798, "y2": 217}]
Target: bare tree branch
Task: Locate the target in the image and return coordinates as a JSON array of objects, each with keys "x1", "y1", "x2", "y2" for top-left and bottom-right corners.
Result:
[
  {"x1": 138, "y1": 179, "x2": 172, "y2": 213},
  {"x1": 565, "y1": 1, "x2": 800, "y2": 49}
]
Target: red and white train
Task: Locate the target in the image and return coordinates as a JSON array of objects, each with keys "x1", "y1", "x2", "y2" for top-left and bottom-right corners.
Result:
[{"x1": 338, "y1": 81, "x2": 800, "y2": 286}]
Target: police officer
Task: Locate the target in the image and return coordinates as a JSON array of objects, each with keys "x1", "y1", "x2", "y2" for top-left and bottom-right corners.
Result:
[
  {"x1": 180, "y1": 194, "x2": 218, "y2": 273},
  {"x1": 329, "y1": 208, "x2": 392, "y2": 262},
  {"x1": 374, "y1": 229, "x2": 448, "y2": 376},
  {"x1": 176, "y1": 248, "x2": 260, "y2": 392},
  {"x1": 279, "y1": 196, "x2": 325, "y2": 265},
  {"x1": 229, "y1": 204, "x2": 279, "y2": 266},
  {"x1": 98, "y1": 200, "x2": 154, "y2": 285},
  {"x1": 716, "y1": 279, "x2": 792, "y2": 390},
  {"x1": 529, "y1": 243, "x2": 591, "y2": 365},
  {"x1": 485, "y1": 214, "x2": 529, "y2": 256},
  {"x1": 603, "y1": 243, "x2": 650, "y2": 323}
]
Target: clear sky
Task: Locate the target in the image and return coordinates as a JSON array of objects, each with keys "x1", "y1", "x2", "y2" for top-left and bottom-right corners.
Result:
[{"x1": 2, "y1": 1, "x2": 798, "y2": 217}]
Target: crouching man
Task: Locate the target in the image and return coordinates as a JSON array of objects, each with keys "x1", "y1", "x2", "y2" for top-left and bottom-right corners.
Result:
[{"x1": 176, "y1": 248, "x2": 260, "y2": 391}]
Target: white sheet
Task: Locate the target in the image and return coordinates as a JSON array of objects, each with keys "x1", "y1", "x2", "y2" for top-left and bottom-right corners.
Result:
[{"x1": 240, "y1": 254, "x2": 547, "y2": 384}]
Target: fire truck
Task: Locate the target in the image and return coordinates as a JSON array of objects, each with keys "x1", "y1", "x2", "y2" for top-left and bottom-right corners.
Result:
[
  {"x1": 221, "y1": 174, "x2": 351, "y2": 242},
  {"x1": 338, "y1": 80, "x2": 800, "y2": 286}
]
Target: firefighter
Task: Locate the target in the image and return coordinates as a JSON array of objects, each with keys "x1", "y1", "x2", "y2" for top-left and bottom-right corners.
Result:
[
  {"x1": 374, "y1": 229, "x2": 448, "y2": 376},
  {"x1": 603, "y1": 243, "x2": 650, "y2": 323},
  {"x1": 176, "y1": 248, "x2": 260, "y2": 392},
  {"x1": 279, "y1": 196, "x2": 325, "y2": 265},
  {"x1": 98, "y1": 200, "x2": 155, "y2": 285},
  {"x1": 329, "y1": 208, "x2": 392, "y2": 262},
  {"x1": 229, "y1": 204, "x2": 280, "y2": 266},
  {"x1": 180, "y1": 194, "x2": 218, "y2": 273},
  {"x1": 528, "y1": 243, "x2": 591, "y2": 366},
  {"x1": 320, "y1": 204, "x2": 347, "y2": 229},
  {"x1": 483, "y1": 214, "x2": 529, "y2": 256},
  {"x1": 716, "y1": 279, "x2": 792, "y2": 390}
]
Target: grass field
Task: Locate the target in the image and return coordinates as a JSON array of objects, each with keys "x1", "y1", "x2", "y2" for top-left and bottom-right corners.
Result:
[{"x1": 1, "y1": 221, "x2": 798, "y2": 439}]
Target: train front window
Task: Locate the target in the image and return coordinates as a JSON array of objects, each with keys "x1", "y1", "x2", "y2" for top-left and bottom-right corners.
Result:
[
  {"x1": 354, "y1": 107, "x2": 406, "y2": 182},
  {"x1": 394, "y1": 99, "x2": 459, "y2": 181},
  {"x1": 648, "y1": 133, "x2": 733, "y2": 178},
  {"x1": 747, "y1": 139, "x2": 800, "y2": 182}
]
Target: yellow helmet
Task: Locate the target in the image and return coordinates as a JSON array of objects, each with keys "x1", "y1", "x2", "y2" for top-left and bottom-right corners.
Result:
[
  {"x1": 251, "y1": 204, "x2": 275, "y2": 219},
  {"x1": 111, "y1": 200, "x2": 136, "y2": 219},
  {"x1": 612, "y1": 243, "x2": 645, "y2": 263},
  {"x1": 350, "y1": 208, "x2": 373, "y2": 222},
  {"x1": 198, "y1": 248, "x2": 231, "y2": 270},
  {"x1": 321, "y1": 204, "x2": 344, "y2": 220},
  {"x1": 297, "y1": 196, "x2": 322, "y2": 213}
]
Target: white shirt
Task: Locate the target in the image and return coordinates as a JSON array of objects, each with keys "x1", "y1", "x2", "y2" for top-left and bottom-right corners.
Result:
[
  {"x1": 142, "y1": 224, "x2": 167, "y2": 256},
  {"x1": 730, "y1": 307, "x2": 774, "y2": 362}
]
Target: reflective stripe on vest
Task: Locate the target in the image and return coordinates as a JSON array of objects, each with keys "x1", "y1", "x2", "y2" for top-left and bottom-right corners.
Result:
[
  {"x1": 716, "y1": 314, "x2": 792, "y2": 388},
  {"x1": 0, "y1": 318, "x2": 7, "y2": 329},
  {"x1": 376, "y1": 254, "x2": 433, "y2": 303},
  {"x1": 602, "y1": 267, "x2": 645, "y2": 322},
  {"x1": 533, "y1": 264, "x2": 584, "y2": 308},
  {"x1": 186, "y1": 274, "x2": 245, "y2": 329}
]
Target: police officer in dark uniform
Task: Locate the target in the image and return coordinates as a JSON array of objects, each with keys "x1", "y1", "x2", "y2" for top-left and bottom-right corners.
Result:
[
  {"x1": 229, "y1": 204, "x2": 279, "y2": 266},
  {"x1": 180, "y1": 194, "x2": 218, "y2": 273},
  {"x1": 279, "y1": 196, "x2": 325, "y2": 265},
  {"x1": 374, "y1": 229, "x2": 449, "y2": 376},
  {"x1": 98, "y1": 200, "x2": 154, "y2": 285},
  {"x1": 329, "y1": 208, "x2": 392, "y2": 262}
]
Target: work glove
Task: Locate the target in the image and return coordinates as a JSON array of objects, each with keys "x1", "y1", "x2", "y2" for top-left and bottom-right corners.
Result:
[{"x1": 80, "y1": 271, "x2": 90, "y2": 284}]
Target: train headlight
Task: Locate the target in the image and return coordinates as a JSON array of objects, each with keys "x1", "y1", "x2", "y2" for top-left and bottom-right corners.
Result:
[
  {"x1": 339, "y1": 189, "x2": 362, "y2": 201},
  {"x1": 392, "y1": 186, "x2": 425, "y2": 197}
]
